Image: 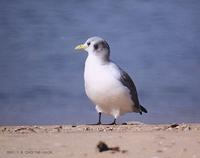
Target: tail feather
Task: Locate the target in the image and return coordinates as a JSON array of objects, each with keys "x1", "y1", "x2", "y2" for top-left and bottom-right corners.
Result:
[{"x1": 139, "y1": 105, "x2": 148, "y2": 115}]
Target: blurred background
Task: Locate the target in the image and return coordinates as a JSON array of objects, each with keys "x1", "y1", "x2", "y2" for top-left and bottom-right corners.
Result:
[{"x1": 0, "y1": 0, "x2": 200, "y2": 125}]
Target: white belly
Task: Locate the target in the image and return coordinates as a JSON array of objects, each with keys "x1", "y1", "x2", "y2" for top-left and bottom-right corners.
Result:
[{"x1": 84, "y1": 57, "x2": 134, "y2": 118}]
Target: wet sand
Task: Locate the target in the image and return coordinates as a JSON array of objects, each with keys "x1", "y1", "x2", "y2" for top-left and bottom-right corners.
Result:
[{"x1": 0, "y1": 123, "x2": 200, "y2": 158}]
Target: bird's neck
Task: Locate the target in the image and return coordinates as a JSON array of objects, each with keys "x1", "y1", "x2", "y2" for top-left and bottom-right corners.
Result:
[{"x1": 86, "y1": 53, "x2": 110, "y2": 65}]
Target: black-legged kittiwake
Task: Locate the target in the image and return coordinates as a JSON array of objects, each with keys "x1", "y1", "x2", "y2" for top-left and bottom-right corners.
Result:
[{"x1": 75, "y1": 36, "x2": 147, "y2": 125}]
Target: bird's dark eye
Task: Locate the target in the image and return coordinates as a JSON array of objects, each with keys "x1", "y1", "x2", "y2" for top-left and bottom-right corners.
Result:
[
  {"x1": 87, "y1": 42, "x2": 90, "y2": 46},
  {"x1": 94, "y1": 44, "x2": 98, "y2": 50}
]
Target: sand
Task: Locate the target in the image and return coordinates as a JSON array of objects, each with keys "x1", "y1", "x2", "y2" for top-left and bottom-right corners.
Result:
[{"x1": 0, "y1": 123, "x2": 200, "y2": 158}]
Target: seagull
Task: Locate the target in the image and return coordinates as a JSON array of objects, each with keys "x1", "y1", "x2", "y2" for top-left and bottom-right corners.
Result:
[{"x1": 75, "y1": 36, "x2": 147, "y2": 125}]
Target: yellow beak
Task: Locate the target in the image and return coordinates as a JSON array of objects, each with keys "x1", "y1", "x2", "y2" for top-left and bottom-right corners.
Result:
[{"x1": 74, "y1": 44, "x2": 88, "y2": 50}]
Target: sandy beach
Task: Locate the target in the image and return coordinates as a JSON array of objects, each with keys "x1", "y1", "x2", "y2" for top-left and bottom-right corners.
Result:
[{"x1": 0, "y1": 123, "x2": 200, "y2": 158}]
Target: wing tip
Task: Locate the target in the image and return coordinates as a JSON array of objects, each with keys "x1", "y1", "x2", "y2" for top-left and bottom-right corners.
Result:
[{"x1": 139, "y1": 105, "x2": 148, "y2": 115}]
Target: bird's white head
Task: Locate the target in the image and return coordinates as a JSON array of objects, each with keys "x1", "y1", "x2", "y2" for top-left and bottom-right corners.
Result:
[{"x1": 75, "y1": 36, "x2": 110, "y2": 61}]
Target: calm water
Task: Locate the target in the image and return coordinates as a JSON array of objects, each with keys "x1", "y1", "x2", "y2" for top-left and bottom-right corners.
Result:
[{"x1": 0, "y1": 0, "x2": 200, "y2": 125}]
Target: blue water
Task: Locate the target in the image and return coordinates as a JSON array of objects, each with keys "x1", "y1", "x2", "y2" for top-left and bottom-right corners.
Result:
[{"x1": 0, "y1": 0, "x2": 200, "y2": 125}]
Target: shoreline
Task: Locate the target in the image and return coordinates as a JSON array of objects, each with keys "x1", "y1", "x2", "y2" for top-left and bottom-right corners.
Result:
[{"x1": 1, "y1": 123, "x2": 200, "y2": 133}]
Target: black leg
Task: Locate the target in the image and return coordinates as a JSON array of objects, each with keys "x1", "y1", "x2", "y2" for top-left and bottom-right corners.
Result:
[
  {"x1": 96, "y1": 112, "x2": 102, "y2": 125},
  {"x1": 86, "y1": 112, "x2": 101, "y2": 125},
  {"x1": 108, "y1": 118, "x2": 116, "y2": 125}
]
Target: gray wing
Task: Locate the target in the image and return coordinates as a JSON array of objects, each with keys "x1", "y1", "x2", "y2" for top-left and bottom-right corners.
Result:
[{"x1": 119, "y1": 69, "x2": 142, "y2": 114}]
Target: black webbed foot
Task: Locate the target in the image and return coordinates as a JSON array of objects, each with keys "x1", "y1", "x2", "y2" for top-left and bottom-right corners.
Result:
[{"x1": 106, "y1": 118, "x2": 117, "y2": 125}]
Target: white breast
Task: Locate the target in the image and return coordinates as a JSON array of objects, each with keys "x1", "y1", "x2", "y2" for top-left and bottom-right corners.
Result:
[{"x1": 84, "y1": 55, "x2": 134, "y2": 118}]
